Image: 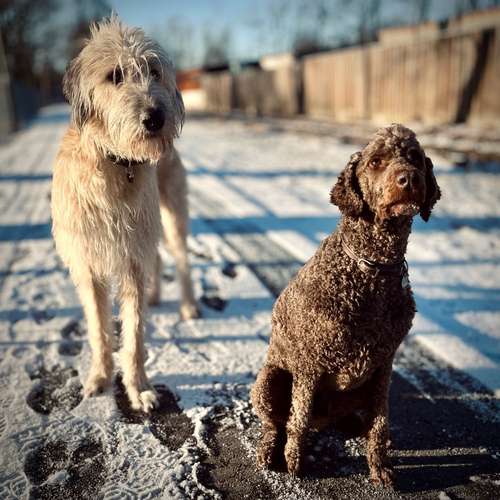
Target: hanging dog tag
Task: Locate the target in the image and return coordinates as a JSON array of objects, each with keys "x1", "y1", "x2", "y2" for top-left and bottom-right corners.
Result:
[{"x1": 126, "y1": 164, "x2": 134, "y2": 183}]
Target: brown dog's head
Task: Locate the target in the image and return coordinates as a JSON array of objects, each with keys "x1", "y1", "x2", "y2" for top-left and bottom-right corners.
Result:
[{"x1": 330, "y1": 124, "x2": 440, "y2": 223}]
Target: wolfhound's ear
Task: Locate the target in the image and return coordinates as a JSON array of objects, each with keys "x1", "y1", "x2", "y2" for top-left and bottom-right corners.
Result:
[
  {"x1": 63, "y1": 56, "x2": 92, "y2": 130},
  {"x1": 173, "y1": 88, "x2": 185, "y2": 137},
  {"x1": 330, "y1": 152, "x2": 364, "y2": 216},
  {"x1": 420, "y1": 156, "x2": 441, "y2": 222}
]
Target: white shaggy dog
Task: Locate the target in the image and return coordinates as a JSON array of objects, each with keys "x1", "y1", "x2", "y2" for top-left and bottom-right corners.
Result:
[{"x1": 51, "y1": 17, "x2": 198, "y2": 412}]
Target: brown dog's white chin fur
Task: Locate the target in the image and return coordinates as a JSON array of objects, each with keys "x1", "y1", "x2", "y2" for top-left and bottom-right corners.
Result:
[{"x1": 390, "y1": 202, "x2": 420, "y2": 217}]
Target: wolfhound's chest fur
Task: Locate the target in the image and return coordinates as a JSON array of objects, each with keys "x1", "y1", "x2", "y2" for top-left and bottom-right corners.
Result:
[{"x1": 51, "y1": 136, "x2": 161, "y2": 279}]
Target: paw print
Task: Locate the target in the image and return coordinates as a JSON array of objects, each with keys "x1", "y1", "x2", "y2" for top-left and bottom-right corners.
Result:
[
  {"x1": 26, "y1": 365, "x2": 82, "y2": 415},
  {"x1": 114, "y1": 375, "x2": 194, "y2": 450},
  {"x1": 24, "y1": 437, "x2": 106, "y2": 499}
]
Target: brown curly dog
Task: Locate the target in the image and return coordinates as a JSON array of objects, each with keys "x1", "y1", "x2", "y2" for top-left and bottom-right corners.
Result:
[{"x1": 251, "y1": 124, "x2": 441, "y2": 487}]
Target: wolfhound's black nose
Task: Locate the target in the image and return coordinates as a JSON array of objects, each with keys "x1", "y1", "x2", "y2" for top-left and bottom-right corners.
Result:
[{"x1": 143, "y1": 107, "x2": 165, "y2": 132}]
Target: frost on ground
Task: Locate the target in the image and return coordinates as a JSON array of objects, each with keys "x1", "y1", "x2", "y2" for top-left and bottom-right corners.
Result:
[{"x1": 0, "y1": 105, "x2": 499, "y2": 499}]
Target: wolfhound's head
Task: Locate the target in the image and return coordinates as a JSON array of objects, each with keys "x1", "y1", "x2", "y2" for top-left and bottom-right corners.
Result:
[{"x1": 63, "y1": 16, "x2": 184, "y2": 163}]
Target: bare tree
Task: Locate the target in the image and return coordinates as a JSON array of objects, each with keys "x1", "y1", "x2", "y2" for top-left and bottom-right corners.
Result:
[
  {"x1": 202, "y1": 25, "x2": 231, "y2": 68},
  {"x1": 0, "y1": 0, "x2": 111, "y2": 116},
  {"x1": 413, "y1": 0, "x2": 433, "y2": 22},
  {"x1": 0, "y1": 0, "x2": 56, "y2": 85},
  {"x1": 341, "y1": 0, "x2": 382, "y2": 45},
  {"x1": 154, "y1": 17, "x2": 196, "y2": 70}
]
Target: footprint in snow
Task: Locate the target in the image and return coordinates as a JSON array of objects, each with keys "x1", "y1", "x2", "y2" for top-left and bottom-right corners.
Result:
[
  {"x1": 24, "y1": 437, "x2": 106, "y2": 500},
  {"x1": 58, "y1": 319, "x2": 83, "y2": 357},
  {"x1": 222, "y1": 261, "x2": 237, "y2": 278},
  {"x1": 114, "y1": 375, "x2": 194, "y2": 450},
  {"x1": 26, "y1": 365, "x2": 82, "y2": 415},
  {"x1": 200, "y1": 295, "x2": 228, "y2": 311}
]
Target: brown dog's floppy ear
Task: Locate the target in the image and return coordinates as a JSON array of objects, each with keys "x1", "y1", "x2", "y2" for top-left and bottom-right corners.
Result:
[
  {"x1": 63, "y1": 56, "x2": 92, "y2": 130},
  {"x1": 330, "y1": 152, "x2": 364, "y2": 217},
  {"x1": 420, "y1": 156, "x2": 441, "y2": 222}
]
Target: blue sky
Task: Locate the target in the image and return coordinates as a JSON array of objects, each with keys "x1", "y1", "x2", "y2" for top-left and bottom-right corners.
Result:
[
  {"x1": 108, "y1": 0, "x2": 267, "y2": 66},
  {"x1": 106, "y1": 0, "x2": 494, "y2": 68}
]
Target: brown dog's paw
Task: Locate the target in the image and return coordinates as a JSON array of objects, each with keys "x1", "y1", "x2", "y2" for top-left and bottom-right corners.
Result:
[
  {"x1": 284, "y1": 440, "x2": 302, "y2": 475},
  {"x1": 256, "y1": 441, "x2": 274, "y2": 469},
  {"x1": 370, "y1": 465, "x2": 395, "y2": 488},
  {"x1": 256, "y1": 429, "x2": 282, "y2": 469}
]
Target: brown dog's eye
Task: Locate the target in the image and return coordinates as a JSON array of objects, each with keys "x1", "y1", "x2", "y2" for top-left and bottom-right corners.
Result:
[
  {"x1": 408, "y1": 148, "x2": 423, "y2": 166},
  {"x1": 369, "y1": 157, "x2": 381, "y2": 169},
  {"x1": 151, "y1": 68, "x2": 161, "y2": 80},
  {"x1": 106, "y1": 68, "x2": 123, "y2": 85}
]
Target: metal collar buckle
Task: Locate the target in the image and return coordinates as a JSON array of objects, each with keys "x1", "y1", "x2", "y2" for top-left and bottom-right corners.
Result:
[{"x1": 358, "y1": 258, "x2": 378, "y2": 274}]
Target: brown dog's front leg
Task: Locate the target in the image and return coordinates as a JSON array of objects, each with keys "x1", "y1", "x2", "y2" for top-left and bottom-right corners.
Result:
[
  {"x1": 252, "y1": 364, "x2": 290, "y2": 469},
  {"x1": 284, "y1": 373, "x2": 317, "y2": 475},
  {"x1": 365, "y1": 360, "x2": 394, "y2": 487}
]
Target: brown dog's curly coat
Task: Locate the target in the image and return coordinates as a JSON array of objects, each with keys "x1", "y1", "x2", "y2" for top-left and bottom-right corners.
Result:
[{"x1": 251, "y1": 124, "x2": 441, "y2": 486}]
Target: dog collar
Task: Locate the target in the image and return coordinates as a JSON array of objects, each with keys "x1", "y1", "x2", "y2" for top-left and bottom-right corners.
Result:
[
  {"x1": 341, "y1": 234, "x2": 409, "y2": 286},
  {"x1": 106, "y1": 153, "x2": 144, "y2": 183}
]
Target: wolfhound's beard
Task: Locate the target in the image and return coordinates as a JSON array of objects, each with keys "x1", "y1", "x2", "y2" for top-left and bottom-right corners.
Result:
[
  {"x1": 104, "y1": 116, "x2": 180, "y2": 163},
  {"x1": 123, "y1": 135, "x2": 170, "y2": 163},
  {"x1": 84, "y1": 122, "x2": 171, "y2": 164}
]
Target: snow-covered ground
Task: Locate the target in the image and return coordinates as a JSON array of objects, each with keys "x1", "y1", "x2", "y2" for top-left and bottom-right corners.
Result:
[{"x1": 0, "y1": 105, "x2": 499, "y2": 499}]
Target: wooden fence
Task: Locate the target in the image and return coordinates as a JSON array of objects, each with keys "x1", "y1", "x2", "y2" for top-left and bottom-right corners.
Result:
[
  {"x1": 202, "y1": 65, "x2": 299, "y2": 117},
  {"x1": 304, "y1": 27, "x2": 499, "y2": 126},
  {"x1": 200, "y1": 71, "x2": 233, "y2": 113},
  {"x1": 200, "y1": 26, "x2": 500, "y2": 127}
]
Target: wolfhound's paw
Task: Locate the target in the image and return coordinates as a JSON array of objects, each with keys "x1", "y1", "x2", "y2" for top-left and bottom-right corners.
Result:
[
  {"x1": 83, "y1": 372, "x2": 112, "y2": 398},
  {"x1": 370, "y1": 464, "x2": 395, "y2": 488},
  {"x1": 129, "y1": 387, "x2": 159, "y2": 413},
  {"x1": 284, "y1": 441, "x2": 302, "y2": 475},
  {"x1": 140, "y1": 389, "x2": 159, "y2": 413},
  {"x1": 180, "y1": 302, "x2": 200, "y2": 321}
]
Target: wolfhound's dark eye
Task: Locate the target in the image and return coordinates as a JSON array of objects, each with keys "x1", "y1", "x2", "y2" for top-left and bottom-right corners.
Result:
[
  {"x1": 369, "y1": 157, "x2": 381, "y2": 169},
  {"x1": 106, "y1": 68, "x2": 123, "y2": 85},
  {"x1": 151, "y1": 68, "x2": 161, "y2": 80}
]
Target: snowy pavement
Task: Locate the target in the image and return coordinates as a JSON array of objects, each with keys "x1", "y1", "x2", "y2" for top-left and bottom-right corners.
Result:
[{"x1": 0, "y1": 105, "x2": 499, "y2": 499}]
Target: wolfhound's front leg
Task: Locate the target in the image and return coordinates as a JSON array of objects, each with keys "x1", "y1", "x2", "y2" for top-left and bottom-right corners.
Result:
[
  {"x1": 147, "y1": 251, "x2": 161, "y2": 307},
  {"x1": 75, "y1": 271, "x2": 113, "y2": 398},
  {"x1": 159, "y1": 195, "x2": 199, "y2": 320},
  {"x1": 119, "y1": 262, "x2": 158, "y2": 412}
]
